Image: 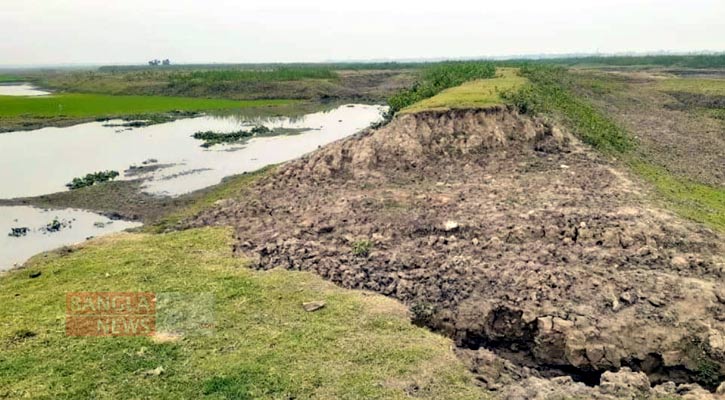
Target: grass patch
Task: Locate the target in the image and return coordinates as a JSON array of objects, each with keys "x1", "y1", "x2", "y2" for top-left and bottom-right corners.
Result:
[
  {"x1": 654, "y1": 78, "x2": 725, "y2": 96},
  {"x1": 387, "y1": 62, "x2": 496, "y2": 114},
  {"x1": 504, "y1": 65, "x2": 633, "y2": 153},
  {"x1": 0, "y1": 74, "x2": 24, "y2": 83},
  {"x1": 0, "y1": 227, "x2": 486, "y2": 399},
  {"x1": 0, "y1": 93, "x2": 294, "y2": 119},
  {"x1": 401, "y1": 68, "x2": 527, "y2": 113},
  {"x1": 630, "y1": 161, "x2": 725, "y2": 232}
]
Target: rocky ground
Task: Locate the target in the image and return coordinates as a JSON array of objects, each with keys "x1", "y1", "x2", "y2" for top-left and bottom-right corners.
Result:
[{"x1": 188, "y1": 108, "x2": 725, "y2": 398}]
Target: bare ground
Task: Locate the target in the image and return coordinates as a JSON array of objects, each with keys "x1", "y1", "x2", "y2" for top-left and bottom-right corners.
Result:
[
  {"x1": 572, "y1": 70, "x2": 725, "y2": 187},
  {"x1": 188, "y1": 108, "x2": 725, "y2": 398}
]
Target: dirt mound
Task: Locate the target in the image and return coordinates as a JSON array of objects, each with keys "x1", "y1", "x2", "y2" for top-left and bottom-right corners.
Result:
[{"x1": 189, "y1": 108, "x2": 725, "y2": 396}]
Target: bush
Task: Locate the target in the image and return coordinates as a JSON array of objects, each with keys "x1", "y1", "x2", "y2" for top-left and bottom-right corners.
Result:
[{"x1": 351, "y1": 240, "x2": 373, "y2": 257}]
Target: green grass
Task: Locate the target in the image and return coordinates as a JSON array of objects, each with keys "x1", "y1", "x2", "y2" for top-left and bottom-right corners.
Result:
[
  {"x1": 387, "y1": 62, "x2": 496, "y2": 114},
  {"x1": 0, "y1": 93, "x2": 293, "y2": 119},
  {"x1": 0, "y1": 74, "x2": 24, "y2": 83},
  {"x1": 0, "y1": 227, "x2": 485, "y2": 399},
  {"x1": 655, "y1": 78, "x2": 725, "y2": 96},
  {"x1": 401, "y1": 68, "x2": 526, "y2": 113},
  {"x1": 630, "y1": 161, "x2": 725, "y2": 232},
  {"x1": 504, "y1": 65, "x2": 633, "y2": 153}
]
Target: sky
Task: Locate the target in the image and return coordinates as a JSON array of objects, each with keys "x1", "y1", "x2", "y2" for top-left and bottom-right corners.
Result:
[{"x1": 1, "y1": 0, "x2": 724, "y2": 66}]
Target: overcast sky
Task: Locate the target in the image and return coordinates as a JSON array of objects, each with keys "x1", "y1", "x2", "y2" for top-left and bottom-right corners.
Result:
[{"x1": 1, "y1": 0, "x2": 723, "y2": 66}]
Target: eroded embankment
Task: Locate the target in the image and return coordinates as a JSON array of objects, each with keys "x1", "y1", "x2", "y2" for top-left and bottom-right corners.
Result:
[{"x1": 189, "y1": 108, "x2": 725, "y2": 398}]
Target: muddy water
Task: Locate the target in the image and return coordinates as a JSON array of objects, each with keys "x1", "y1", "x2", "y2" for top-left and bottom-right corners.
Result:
[
  {"x1": 0, "y1": 83, "x2": 50, "y2": 96},
  {"x1": 0, "y1": 104, "x2": 385, "y2": 198},
  {"x1": 0, "y1": 206, "x2": 141, "y2": 270}
]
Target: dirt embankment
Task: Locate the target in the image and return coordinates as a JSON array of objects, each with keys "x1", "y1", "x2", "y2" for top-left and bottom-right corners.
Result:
[{"x1": 189, "y1": 108, "x2": 725, "y2": 398}]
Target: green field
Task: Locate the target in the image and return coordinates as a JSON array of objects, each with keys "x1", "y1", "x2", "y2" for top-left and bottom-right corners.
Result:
[
  {"x1": 0, "y1": 74, "x2": 24, "y2": 83},
  {"x1": 402, "y1": 68, "x2": 526, "y2": 113},
  {"x1": 0, "y1": 228, "x2": 485, "y2": 400},
  {"x1": 655, "y1": 78, "x2": 725, "y2": 96},
  {"x1": 0, "y1": 93, "x2": 293, "y2": 119}
]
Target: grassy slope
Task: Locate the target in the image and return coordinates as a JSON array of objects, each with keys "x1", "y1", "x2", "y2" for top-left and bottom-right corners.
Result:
[
  {"x1": 509, "y1": 65, "x2": 725, "y2": 231},
  {"x1": 0, "y1": 228, "x2": 485, "y2": 400},
  {"x1": 0, "y1": 94, "x2": 293, "y2": 119},
  {"x1": 401, "y1": 68, "x2": 527, "y2": 113}
]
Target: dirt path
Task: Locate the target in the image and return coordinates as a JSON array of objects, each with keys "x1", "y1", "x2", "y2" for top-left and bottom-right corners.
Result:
[{"x1": 189, "y1": 108, "x2": 725, "y2": 398}]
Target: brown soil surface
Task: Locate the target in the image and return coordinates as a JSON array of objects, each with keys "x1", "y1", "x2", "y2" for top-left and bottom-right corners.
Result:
[
  {"x1": 188, "y1": 108, "x2": 725, "y2": 397},
  {"x1": 573, "y1": 71, "x2": 725, "y2": 187}
]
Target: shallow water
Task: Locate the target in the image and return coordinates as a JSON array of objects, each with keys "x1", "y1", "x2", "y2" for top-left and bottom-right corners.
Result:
[
  {"x1": 0, "y1": 206, "x2": 141, "y2": 270},
  {"x1": 0, "y1": 104, "x2": 385, "y2": 198},
  {"x1": 0, "y1": 83, "x2": 51, "y2": 96}
]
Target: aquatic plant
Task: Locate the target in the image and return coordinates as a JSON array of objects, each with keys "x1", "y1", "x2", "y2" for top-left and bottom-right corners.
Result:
[
  {"x1": 8, "y1": 227, "x2": 29, "y2": 237},
  {"x1": 66, "y1": 170, "x2": 120, "y2": 190},
  {"x1": 192, "y1": 125, "x2": 273, "y2": 147}
]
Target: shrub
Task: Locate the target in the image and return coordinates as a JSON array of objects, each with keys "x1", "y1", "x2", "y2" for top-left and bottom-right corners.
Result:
[{"x1": 351, "y1": 240, "x2": 373, "y2": 257}]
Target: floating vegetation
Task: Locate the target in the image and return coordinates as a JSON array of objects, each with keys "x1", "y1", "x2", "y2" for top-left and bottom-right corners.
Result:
[
  {"x1": 191, "y1": 125, "x2": 310, "y2": 148},
  {"x1": 66, "y1": 170, "x2": 120, "y2": 190},
  {"x1": 42, "y1": 217, "x2": 71, "y2": 233},
  {"x1": 8, "y1": 227, "x2": 29, "y2": 237}
]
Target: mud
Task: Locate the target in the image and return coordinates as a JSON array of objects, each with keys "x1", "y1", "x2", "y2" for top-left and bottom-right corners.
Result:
[{"x1": 188, "y1": 108, "x2": 725, "y2": 397}]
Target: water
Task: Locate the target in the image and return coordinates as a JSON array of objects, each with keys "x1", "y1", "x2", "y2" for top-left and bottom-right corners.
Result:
[
  {"x1": 0, "y1": 103, "x2": 385, "y2": 269},
  {"x1": 0, "y1": 83, "x2": 51, "y2": 96},
  {"x1": 0, "y1": 206, "x2": 141, "y2": 270},
  {"x1": 0, "y1": 104, "x2": 385, "y2": 198}
]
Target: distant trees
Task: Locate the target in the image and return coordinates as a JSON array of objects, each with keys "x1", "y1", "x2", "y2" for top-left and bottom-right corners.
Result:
[{"x1": 148, "y1": 59, "x2": 171, "y2": 66}]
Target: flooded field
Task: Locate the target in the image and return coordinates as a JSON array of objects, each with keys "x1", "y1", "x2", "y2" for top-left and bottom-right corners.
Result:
[
  {"x1": 0, "y1": 83, "x2": 50, "y2": 96},
  {"x1": 0, "y1": 206, "x2": 140, "y2": 270},
  {"x1": 0, "y1": 104, "x2": 385, "y2": 198}
]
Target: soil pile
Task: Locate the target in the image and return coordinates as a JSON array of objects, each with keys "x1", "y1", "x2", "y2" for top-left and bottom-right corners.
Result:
[{"x1": 189, "y1": 108, "x2": 725, "y2": 397}]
